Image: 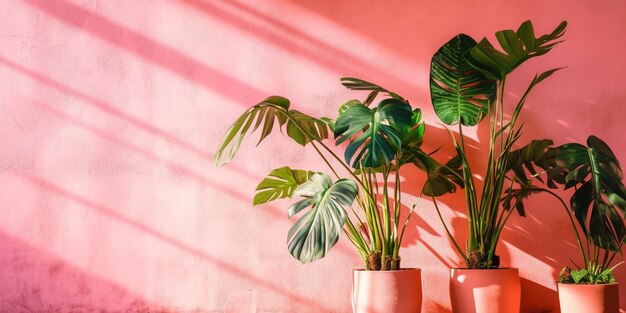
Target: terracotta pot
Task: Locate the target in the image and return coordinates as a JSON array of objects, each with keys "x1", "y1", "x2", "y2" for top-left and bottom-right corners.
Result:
[
  {"x1": 352, "y1": 268, "x2": 422, "y2": 313},
  {"x1": 449, "y1": 268, "x2": 521, "y2": 313},
  {"x1": 558, "y1": 283, "x2": 619, "y2": 313}
]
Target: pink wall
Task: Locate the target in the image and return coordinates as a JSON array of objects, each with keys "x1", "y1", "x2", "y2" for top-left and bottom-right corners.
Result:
[{"x1": 1, "y1": 0, "x2": 626, "y2": 312}]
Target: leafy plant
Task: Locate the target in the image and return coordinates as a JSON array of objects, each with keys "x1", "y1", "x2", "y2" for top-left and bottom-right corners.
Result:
[
  {"x1": 429, "y1": 20, "x2": 567, "y2": 268},
  {"x1": 550, "y1": 136, "x2": 626, "y2": 284},
  {"x1": 214, "y1": 79, "x2": 461, "y2": 270},
  {"x1": 500, "y1": 135, "x2": 626, "y2": 283}
]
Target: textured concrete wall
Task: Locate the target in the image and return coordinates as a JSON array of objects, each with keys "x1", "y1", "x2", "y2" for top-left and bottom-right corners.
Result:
[{"x1": 1, "y1": 0, "x2": 625, "y2": 312}]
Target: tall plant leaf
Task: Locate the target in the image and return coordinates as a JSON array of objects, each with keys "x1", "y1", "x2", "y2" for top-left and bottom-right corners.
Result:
[
  {"x1": 341, "y1": 77, "x2": 405, "y2": 105},
  {"x1": 469, "y1": 20, "x2": 567, "y2": 80},
  {"x1": 430, "y1": 34, "x2": 497, "y2": 126},
  {"x1": 556, "y1": 135, "x2": 626, "y2": 251},
  {"x1": 254, "y1": 167, "x2": 316, "y2": 205},
  {"x1": 286, "y1": 173, "x2": 358, "y2": 263},
  {"x1": 334, "y1": 99, "x2": 413, "y2": 168}
]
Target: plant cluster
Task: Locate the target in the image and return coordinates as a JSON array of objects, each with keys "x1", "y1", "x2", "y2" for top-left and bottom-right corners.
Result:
[{"x1": 213, "y1": 20, "x2": 626, "y2": 282}]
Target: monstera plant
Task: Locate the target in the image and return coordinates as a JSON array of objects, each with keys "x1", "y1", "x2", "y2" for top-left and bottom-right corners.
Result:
[
  {"x1": 213, "y1": 79, "x2": 461, "y2": 270},
  {"x1": 551, "y1": 136, "x2": 626, "y2": 284},
  {"x1": 502, "y1": 135, "x2": 626, "y2": 312},
  {"x1": 429, "y1": 20, "x2": 567, "y2": 269}
]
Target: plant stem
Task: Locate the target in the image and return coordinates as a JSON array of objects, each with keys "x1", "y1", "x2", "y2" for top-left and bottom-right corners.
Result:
[{"x1": 433, "y1": 196, "x2": 468, "y2": 262}]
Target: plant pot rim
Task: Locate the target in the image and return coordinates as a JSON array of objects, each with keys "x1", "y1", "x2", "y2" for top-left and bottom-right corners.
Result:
[
  {"x1": 557, "y1": 282, "x2": 619, "y2": 287},
  {"x1": 451, "y1": 267, "x2": 518, "y2": 271},
  {"x1": 353, "y1": 268, "x2": 421, "y2": 273}
]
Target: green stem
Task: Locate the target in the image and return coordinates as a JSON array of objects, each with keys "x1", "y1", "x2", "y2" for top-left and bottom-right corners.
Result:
[{"x1": 433, "y1": 196, "x2": 468, "y2": 262}]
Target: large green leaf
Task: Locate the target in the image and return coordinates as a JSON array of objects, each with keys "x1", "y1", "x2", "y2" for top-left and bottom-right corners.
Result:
[
  {"x1": 334, "y1": 99, "x2": 413, "y2": 168},
  {"x1": 501, "y1": 139, "x2": 559, "y2": 216},
  {"x1": 430, "y1": 34, "x2": 497, "y2": 126},
  {"x1": 253, "y1": 167, "x2": 316, "y2": 205},
  {"x1": 556, "y1": 135, "x2": 626, "y2": 251},
  {"x1": 506, "y1": 139, "x2": 557, "y2": 185},
  {"x1": 286, "y1": 173, "x2": 358, "y2": 263},
  {"x1": 469, "y1": 20, "x2": 567, "y2": 80},
  {"x1": 213, "y1": 96, "x2": 329, "y2": 165}
]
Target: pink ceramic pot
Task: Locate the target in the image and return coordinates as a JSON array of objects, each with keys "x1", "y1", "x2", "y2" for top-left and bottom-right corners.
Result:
[
  {"x1": 558, "y1": 283, "x2": 619, "y2": 313},
  {"x1": 352, "y1": 268, "x2": 422, "y2": 313},
  {"x1": 450, "y1": 268, "x2": 521, "y2": 313}
]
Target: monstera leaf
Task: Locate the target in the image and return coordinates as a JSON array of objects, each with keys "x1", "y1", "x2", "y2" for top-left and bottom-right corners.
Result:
[
  {"x1": 334, "y1": 99, "x2": 413, "y2": 168},
  {"x1": 286, "y1": 173, "x2": 358, "y2": 263},
  {"x1": 506, "y1": 139, "x2": 558, "y2": 185},
  {"x1": 253, "y1": 167, "x2": 316, "y2": 205},
  {"x1": 213, "y1": 96, "x2": 329, "y2": 165},
  {"x1": 556, "y1": 135, "x2": 626, "y2": 251},
  {"x1": 403, "y1": 108, "x2": 426, "y2": 149},
  {"x1": 469, "y1": 20, "x2": 567, "y2": 80},
  {"x1": 430, "y1": 34, "x2": 497, "y2": 126}
]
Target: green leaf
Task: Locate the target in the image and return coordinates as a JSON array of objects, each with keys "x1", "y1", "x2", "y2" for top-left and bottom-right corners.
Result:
[
  {"x1": 338, "y1": 99, "x2": 363, "y2": 115},
  {"x1": 340, "y1": 77, "x2": 405, "y2": 104},
  {"x1": 555, "y1": 135, "x2": 626, "y2": 251},
  {"x1": 469, "y1": 20, "x2": 567, "y2": 80},
  {"x1": 430, "y1": 34, "x2": 497, "y2": 126},
  {"x1": 286, "y1": 173, "x2": 358, "y2": 263},
  {"x1": 213, "y1": 96, "x2": 330, "y2": 165},
  {"x1": 598, "y1": 268, "x2": 615, "y2": 284},
  {"x1": 506, "y1": 139, "x2": 557, "y2": 185},
  {"x1": 285, "y1": 110, "x2": 330, "y2": 146},
  {"x1": 213, "y1": 96, "x2": 289, "y2": 165},
  {"x1": 571, "y1": 269, "x2": 589, "y2": 284},
  {"x1": 403, "y1": 108, "x2": 426, "y2": 149},
  {"x1": 334, "y1": 99, "x2": 413, "y2": 168},
  {"x1": 408, "y1": 149, "x2": 464, "y2": 196},
  {"x1": 253, "y1": 167, "x2": 316, "y2": 205}
]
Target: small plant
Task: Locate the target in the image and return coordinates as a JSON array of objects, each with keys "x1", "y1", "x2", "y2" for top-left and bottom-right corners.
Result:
[
  {"x1": 428, "y1": 20, "x2": 567, "y2": 268},
  {"x1": 213, "y1": 79, "x2": 461, "y2": 270}
]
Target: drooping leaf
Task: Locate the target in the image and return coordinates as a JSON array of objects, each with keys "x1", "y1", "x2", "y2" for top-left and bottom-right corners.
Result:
[
  {"x1": 407, "y1": 149, "x2": 464, "y2": 197},
  {"x1": 555, "y1": 135, "x2": 626, "y2": 251},
  {"x1": 469, "y1": 20, "x2": 567, "y2": 80},
  {"x1": 340, "y1": 77, "x2": 405, "y2": 105},
  {"x1": 286, "y1": 173, "x2": 358, "y2": 263},
  {"x1": 286, "y1": 110, "x2": 330, "y2": 146},
  {"x1": 253, "y1": 167, "x2": 316, "y2": 205},
  {"x1": 213, "y1": 96, "x2": 289, "y2": 165},
  {"x1": 213, "y1": 96, "x2": 330, "y2": 165},
  {"x1": 334, "y1": 99, "x2": 413, "y2": 168},
  {"x1": 430, "y1": 34, "x2": 497, "y2": 126}
]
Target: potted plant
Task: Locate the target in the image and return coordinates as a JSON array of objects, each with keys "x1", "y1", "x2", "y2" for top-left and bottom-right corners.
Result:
[
  {"x1": 427, "y1": 20, "x2": 567, "y2": 312},
  {"x1": 516, "y1": 136, "x2": 626, "y2": 313},
  {"x1": 213, "y1": 79, "x2": 462, "y2": 312},
  {"x1": 551, "y1": 135, "x2": 626, "y2": 313}
]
